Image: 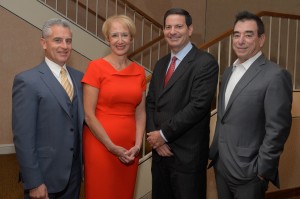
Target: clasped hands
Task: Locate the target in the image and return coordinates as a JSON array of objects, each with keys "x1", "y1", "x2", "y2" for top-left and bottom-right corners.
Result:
[
  {"x1": 147, "y1": 130, "x2": 174, "y2": 157},
  {"x1": 109, "y1": 145, "x2": 140, "y2": 165}
]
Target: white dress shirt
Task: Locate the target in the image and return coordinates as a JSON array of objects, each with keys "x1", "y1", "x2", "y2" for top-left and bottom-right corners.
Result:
[
  {"x1": 45, "y1": 57, "x2": 74, "y2": 88},
  {"x1": 224, "y1": 51, "x2": 262, "y2": 108}
]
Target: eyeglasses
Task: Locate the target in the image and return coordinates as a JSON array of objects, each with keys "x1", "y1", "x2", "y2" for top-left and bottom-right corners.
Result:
[{"x1": 109, "y1": 32, "x2": 131, "y2": 39}]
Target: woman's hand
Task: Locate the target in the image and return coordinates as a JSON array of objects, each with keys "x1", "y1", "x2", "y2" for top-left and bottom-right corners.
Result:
[
  {"x1": 107, "y1": 144, "x2": 134, "y2": 164},
  {"x1": 126, "y1": 145, "x2": 140, "y2": 158}
]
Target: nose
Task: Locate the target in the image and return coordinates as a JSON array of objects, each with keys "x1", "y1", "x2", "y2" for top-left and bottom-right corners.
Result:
[
  {"x1": 237, "y1": 35, "x2": 245, "y2": 44},
  {"x1": 170, "y1": 27, "x2": 176, "y2": 34},
  {"x1": 117, "y1": 35, "x2": 122, "y2": 41},
  {"x1": 60, "y1": 40, "x2": 68, "y2": 48}
]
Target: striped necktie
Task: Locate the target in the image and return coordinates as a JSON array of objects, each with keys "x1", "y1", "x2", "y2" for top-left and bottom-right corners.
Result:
[
  {"x1": 60, "y1": 68, "x2": 73, "y2": 101},
  {"x1": 164, "y1": 56, "x2": 177, "y2": 87}
]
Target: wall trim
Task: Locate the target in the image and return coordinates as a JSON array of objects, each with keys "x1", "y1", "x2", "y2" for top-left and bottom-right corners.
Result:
[
  {"x1": 0, "y1": 144, "x2": 15, "y2": 154},
  {"x1": 266, "y1": 187, "x2": 300, "y2": 199}
]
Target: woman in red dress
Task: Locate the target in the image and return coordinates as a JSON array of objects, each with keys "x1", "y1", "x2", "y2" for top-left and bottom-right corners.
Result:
[{"x1": 82, "y1": 15, "x2": 146, "y2": 199}]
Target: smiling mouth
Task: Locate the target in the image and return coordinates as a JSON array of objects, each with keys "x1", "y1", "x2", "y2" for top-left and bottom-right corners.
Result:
[
  {"x1": 59, "y1": 52, "x2": 69, "y2": 55},
  {"x1": 168, "y1": 37, "x2": 180, "y2": 41},
  {"x1": 236, "y1": 47, "x2": 247, "y2": 50}
]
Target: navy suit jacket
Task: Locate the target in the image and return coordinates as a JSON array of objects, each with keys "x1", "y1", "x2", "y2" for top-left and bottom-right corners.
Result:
[
  {"x1": 12, "y1": 61, "x2": 84, "y2": 192},
  {"x1": 146, "y1": 45, "x2": 219, "y2": 171}
]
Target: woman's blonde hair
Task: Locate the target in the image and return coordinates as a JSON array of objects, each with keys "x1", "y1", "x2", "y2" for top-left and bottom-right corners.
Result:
[{"x1": 102, "y1": 15, "x2": 136, "y2": 40}]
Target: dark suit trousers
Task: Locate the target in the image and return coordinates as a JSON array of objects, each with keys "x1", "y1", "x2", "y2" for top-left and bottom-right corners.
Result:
[
  {"x1": 152, "y1": 155, "x2": 206, "y2": 199},
  {"x1": 24, "y1": 155, "x2": 81, "y2": 199},
  {"x1": 214, "y1": 158, "x2": 268, "y2": 199}
]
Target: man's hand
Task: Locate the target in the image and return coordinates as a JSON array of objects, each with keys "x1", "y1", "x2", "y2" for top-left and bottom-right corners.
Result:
[
  {"x1": 147, "y1": 131, "x2": 165, "y2": 149},
  {"x1": 156, "y1": 144, "x2": 174, "y2": 157},
  {"x1": 29, "y1": 183, "x2": 48, "y2": 199}
]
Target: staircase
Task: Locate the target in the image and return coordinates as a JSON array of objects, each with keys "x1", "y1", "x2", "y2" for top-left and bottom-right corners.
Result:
[
  {"x1": 1, "y1": 1, "x2": 300, "y2": 198},
  {"x1": 38, "y1": 0, "x2": 168, "y2": 72},
  {"x1": 35, "y1": 2, "x2": 300, "y2": 94}
]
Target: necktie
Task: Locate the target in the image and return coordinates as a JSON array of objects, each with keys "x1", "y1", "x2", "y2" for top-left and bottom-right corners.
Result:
[
  {"x1": 224, "y1": 65, "x2": 245, "y2": 108},
  {"x1": 164, "y1": 56, "x2": 177, "y2": 87},
  {"x1": 60, "y1": 68, "x2": 73, "y2": 101}
]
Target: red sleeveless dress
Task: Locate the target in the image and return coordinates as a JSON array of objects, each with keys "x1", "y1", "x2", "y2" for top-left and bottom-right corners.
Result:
[{"x1": 82, "y1": 58, "x2": 146, "y2": 199}]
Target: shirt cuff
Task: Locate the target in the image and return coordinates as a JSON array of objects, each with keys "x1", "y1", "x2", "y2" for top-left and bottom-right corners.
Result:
[{"x1": 160, "y1": 130, "x2": 168, "y2": 142}]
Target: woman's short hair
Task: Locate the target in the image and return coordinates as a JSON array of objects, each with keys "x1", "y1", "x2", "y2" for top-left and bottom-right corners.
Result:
[{"x1": 102, "y1": 15, "x2": 136, "y2": 40}]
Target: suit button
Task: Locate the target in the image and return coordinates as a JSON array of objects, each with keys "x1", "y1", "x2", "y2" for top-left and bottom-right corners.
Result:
[
  {"x1": 70, "y1": 128, "x2": 74, "y2": 132},
  {"x1": 70, "y1": 148, "x2": 74, "y2": 151}
]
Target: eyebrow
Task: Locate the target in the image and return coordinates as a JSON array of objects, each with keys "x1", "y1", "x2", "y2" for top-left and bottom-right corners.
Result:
[{"x1": 233, "y1": 30, "x2": 255, "y2": 34}]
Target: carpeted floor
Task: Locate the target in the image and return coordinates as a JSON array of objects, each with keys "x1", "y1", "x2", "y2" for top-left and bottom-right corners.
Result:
[
  {"x1": 0, "y1": 154, "x2": 84, "y2": 199},
  {"x1": 1, "y1": 154, "x2": 299, "y2": 199},
  {"x1": 0, "y1": 154, "x2": 23, "y2": 199}
]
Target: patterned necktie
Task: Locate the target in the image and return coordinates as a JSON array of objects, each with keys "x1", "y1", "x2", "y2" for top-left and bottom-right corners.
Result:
[
  {"x1": 60, "y1": 68, "x2": 73, "y2": 101},
  {"x1": 164, "y1": 56, "x2": 177, "y2": 87}
]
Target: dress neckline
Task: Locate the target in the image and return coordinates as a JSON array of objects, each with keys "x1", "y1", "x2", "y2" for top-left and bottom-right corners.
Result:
[{"x1": 102, "y1": 58, "x2": 133, "y2": 72}]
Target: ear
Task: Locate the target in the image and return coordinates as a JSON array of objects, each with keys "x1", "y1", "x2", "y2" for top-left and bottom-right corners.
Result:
[
  {"x1": 188, "y1": 24, "x2": 193, "y2": 37},
  {"x1": 259, "y1": 33, "x2": 266, "y2": 48},
  {"x1": 40, "y1": 38, "x2": 47, "y2": 50}
]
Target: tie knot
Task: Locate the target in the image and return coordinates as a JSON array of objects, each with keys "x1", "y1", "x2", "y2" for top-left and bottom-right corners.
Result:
[
  {"x1": 171, "y1": 56, "x2": 177, "y2": 63},
  {"x1": 60, "y1": 68, "x2": 67, "y2": 76}
]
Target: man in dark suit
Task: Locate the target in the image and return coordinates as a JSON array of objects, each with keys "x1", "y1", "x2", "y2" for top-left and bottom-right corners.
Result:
[
  {"x1": 12, "y1": 18, "x2": 84, "y2": 199},
  {"x1": 209, "y1": 11, "x2": 292, "y2": 199},
  {"x1": 146, "y1": 8, "x2": 219, "y2": 199}
]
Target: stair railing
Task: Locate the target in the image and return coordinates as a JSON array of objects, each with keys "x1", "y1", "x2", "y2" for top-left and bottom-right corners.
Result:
[{"x1": 38, "y1": 0, "x2": 167, "y2": 71}]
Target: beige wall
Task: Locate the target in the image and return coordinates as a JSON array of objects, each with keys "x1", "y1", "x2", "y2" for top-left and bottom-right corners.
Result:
[
  {"x1": 127, "y1": 0, "x2": 207, "y2": 45},
  {"x1": 128, "y1": 0, "x2": 300, "y2": 45},
  {"x1": 1, "y1": 1, "x2": 299, "y2": 197},
  {"x1": 205, "y1": 0, "x2": 300, "y2": 42},
  {"x1": 0, "y1": 7, "x2": 90, "y2": 145}
]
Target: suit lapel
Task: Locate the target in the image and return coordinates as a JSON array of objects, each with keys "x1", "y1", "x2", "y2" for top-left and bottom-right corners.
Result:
[
  {"x1": 160, "y1": 46, "x2": 197, "y2": 97},
  {"x1": 157, "y1": 56, "x2": 170, "y2": 96},
  {"x1": 38, "y1": 62, "x2": 72, "y2": 118},
  {"x1": 223, "y1": 55, "x2": 266, "y2": 118},
  {"x1": 218, "y1": 67, "x2": 232, "y2": 117}
]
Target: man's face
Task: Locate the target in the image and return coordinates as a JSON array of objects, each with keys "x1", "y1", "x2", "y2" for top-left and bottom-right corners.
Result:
[
  {"x1": 232, "y1": 20, "x2": 265, "y2": 63},
  {"x1": 163, "y1": 14, "x2": 193, "y2": 53},
  {"x1": 40, "y1": 25, "x2": 72, "y2": 66}
]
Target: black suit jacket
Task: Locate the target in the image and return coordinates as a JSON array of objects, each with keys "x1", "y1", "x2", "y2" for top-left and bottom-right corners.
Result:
[{"x1": 146, "y1": 44, "x2": 219, "y2": 171}]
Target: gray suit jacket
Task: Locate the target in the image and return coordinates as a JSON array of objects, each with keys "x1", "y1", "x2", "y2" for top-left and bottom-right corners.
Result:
[
  {"x1": 12, "y1": 61, "x2": 84, "y2": 192},
  {"x1": 146, "y1": 45, "x2": 219, "y2": 172},
  {"x1": 209, "y1": 55, "x2": 292, "y2": 187}
]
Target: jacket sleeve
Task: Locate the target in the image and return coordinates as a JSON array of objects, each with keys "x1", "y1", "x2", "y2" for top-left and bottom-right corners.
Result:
[
  {"x1": 12, "y1": 74, "x2": 44, "y2": 190},
  {"x1": 258, "y1": 68, "x2": 292, "y2": 185},
  {"x1": 146, "y1": 62, "x2": 160, "y2": 133}
]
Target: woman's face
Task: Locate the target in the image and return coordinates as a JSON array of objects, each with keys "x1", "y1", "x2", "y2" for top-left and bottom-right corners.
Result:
[{"x1": 107, "y1": 21, "x2": 132, "y2": 56}]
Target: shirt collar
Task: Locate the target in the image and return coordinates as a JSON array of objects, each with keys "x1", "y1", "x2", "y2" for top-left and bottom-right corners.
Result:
[
  {"x1": 233, "y1": 51, "x2": 262, "y2": 71},
  {"x1": 45, "y1": 57, "x2": 67, "y2": 77},
  {"x1": 171, "y1": 42, "x2": 193, "y2": 62}
]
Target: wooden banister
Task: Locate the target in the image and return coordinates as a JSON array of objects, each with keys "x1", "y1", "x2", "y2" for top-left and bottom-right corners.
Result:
[
  {"x1": 71, "y1": 0, "x2": 106, "y2": 22},
  {"x1": 128, "y1": 34, "x2": 164, "y2": 58},
  {"x1": 257, "y1": 11, "x2": 300, "y2": 20},
  {"x1": 199, "y1": 11, "x2": 300, "y2": 50},
  {"x1": 70, "y1": 0, "x2": 164, "y2": 60},
  {"x1": 119, "y1": 0, "x2": 163, "y2": 29},
  {"x1": 72, "y1": 0, "x2": 162, "y2": 29}
]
